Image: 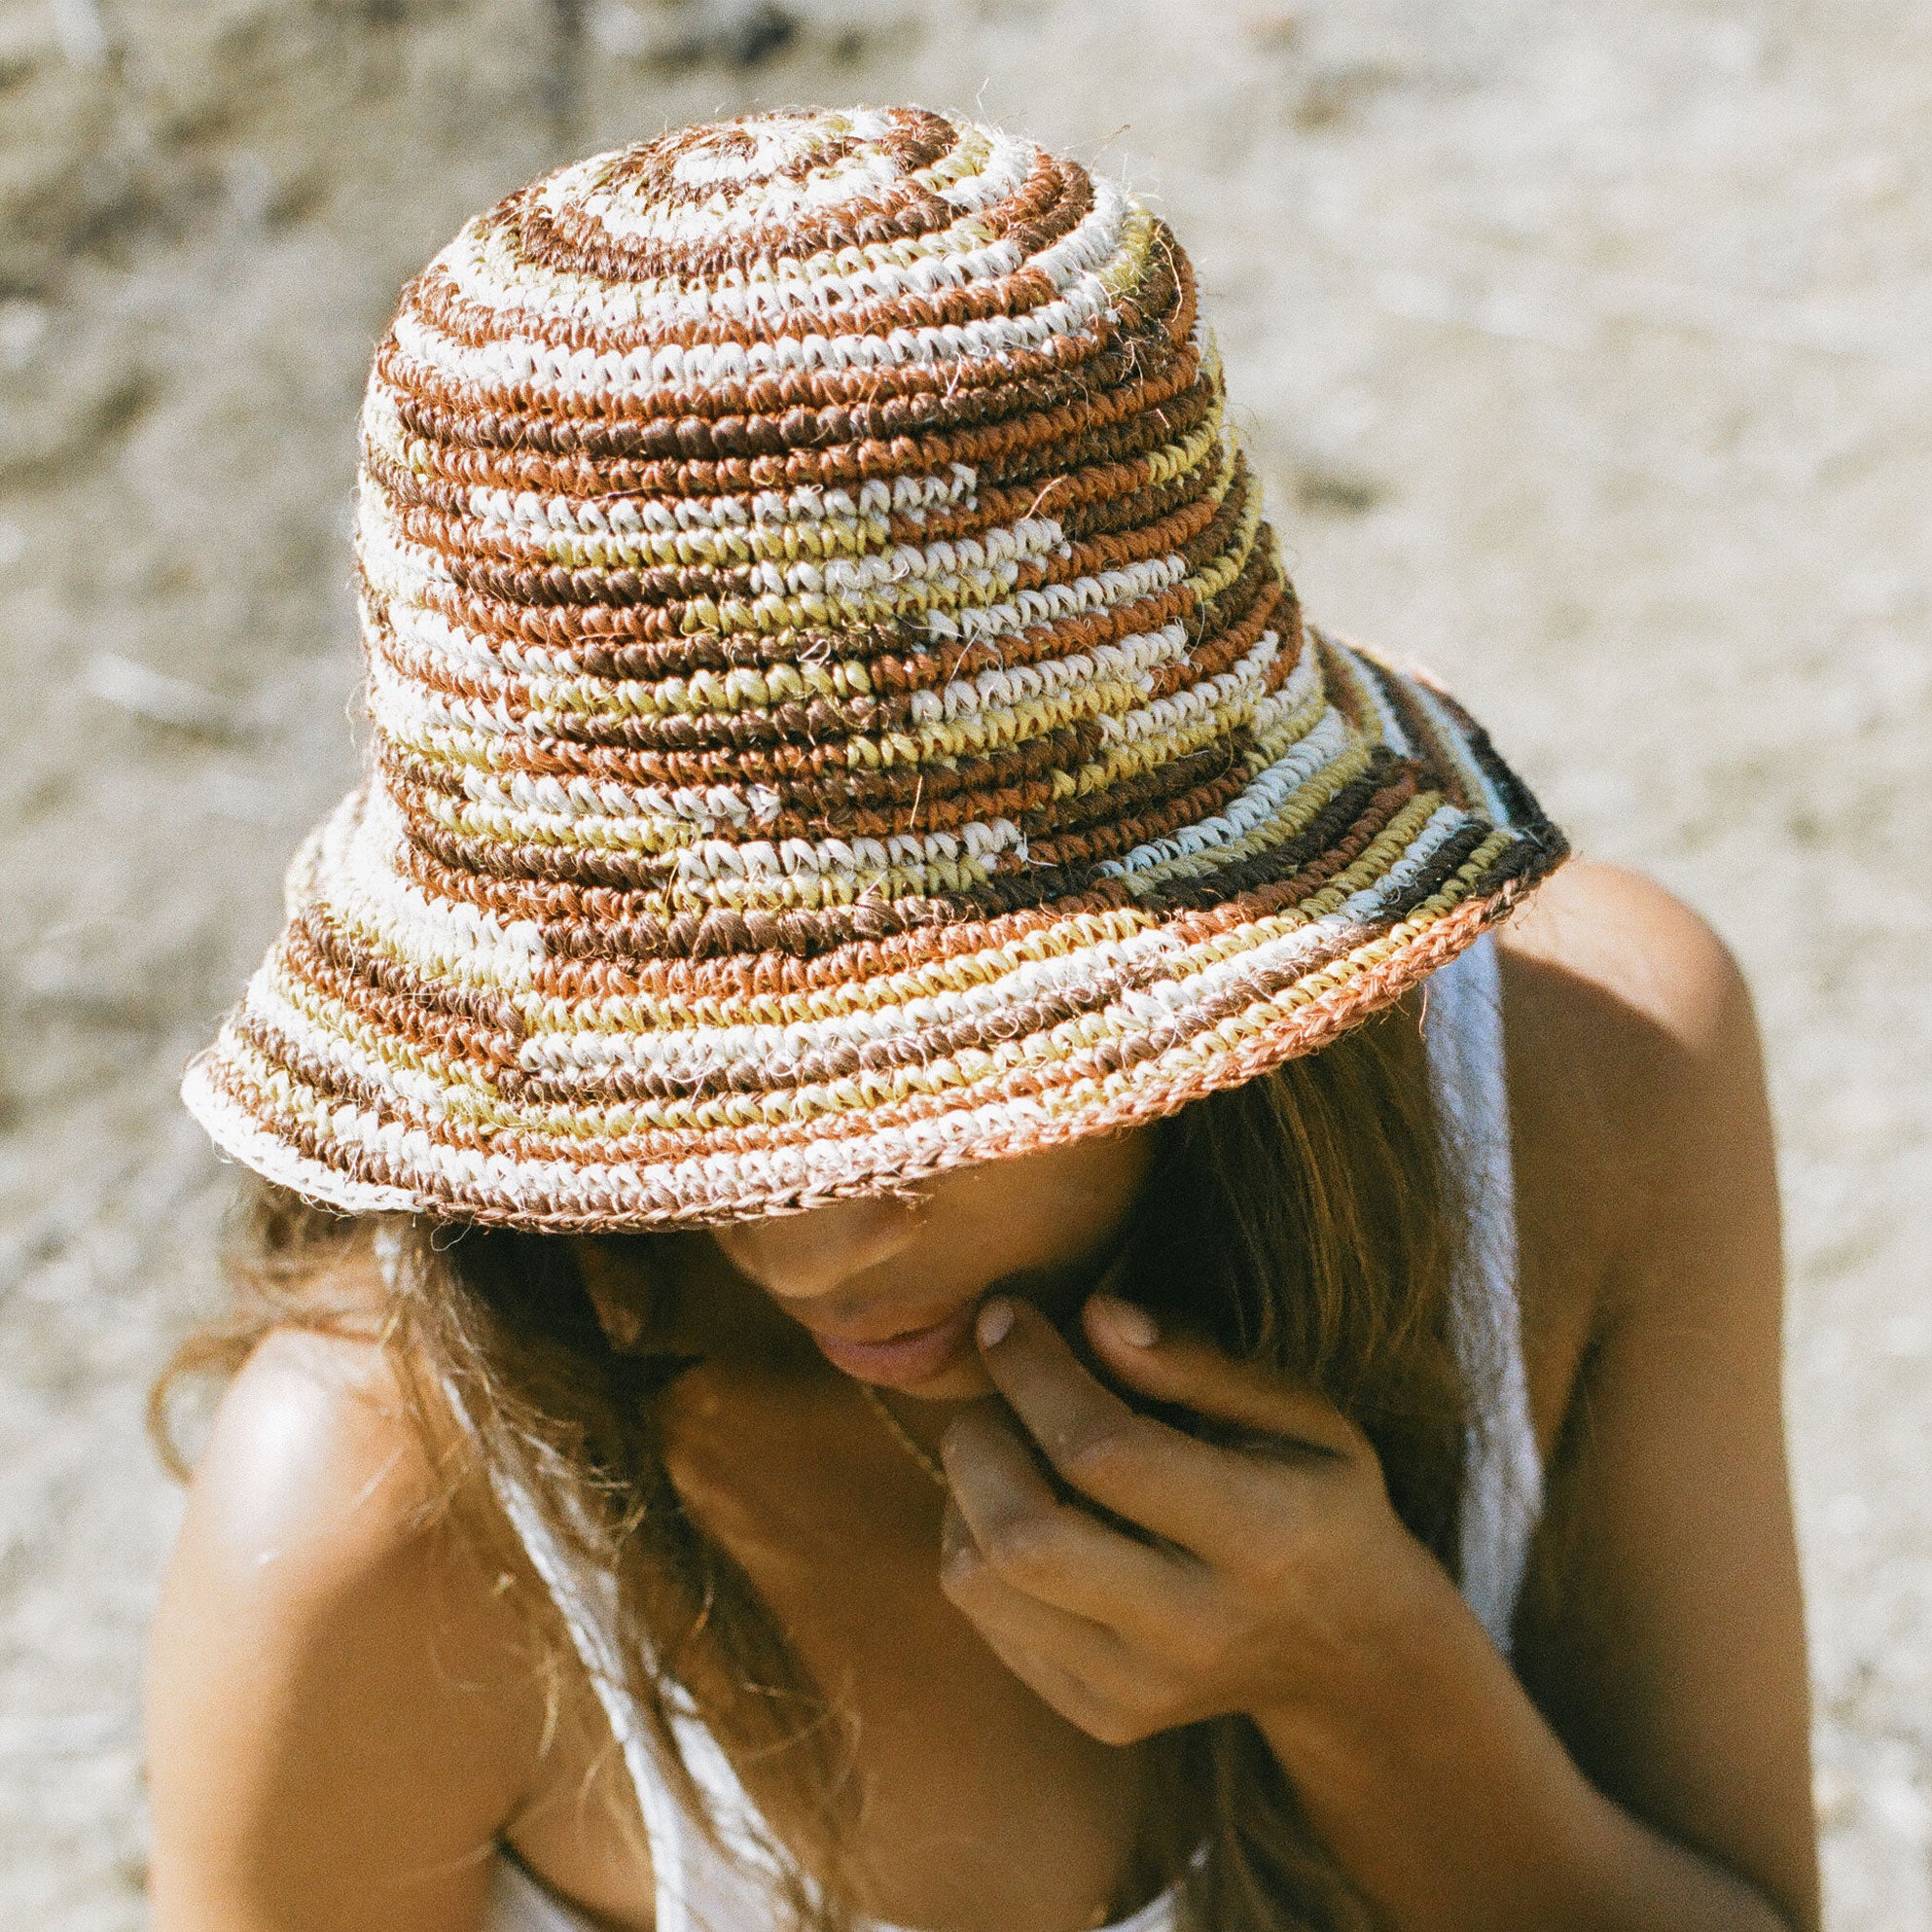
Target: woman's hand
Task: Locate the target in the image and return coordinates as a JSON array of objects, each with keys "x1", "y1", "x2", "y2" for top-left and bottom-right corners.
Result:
[{"x1": 937, "y1": 1293, "x2": 1447, "y2": 1748}]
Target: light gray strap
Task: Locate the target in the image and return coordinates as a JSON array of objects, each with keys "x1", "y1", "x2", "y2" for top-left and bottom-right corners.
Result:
[
  {"x1": 1420, "y1": 934, "x2": 1543, "y2": 1651},
  {"x1": 479, "y1": 1453, "x2": 696, "y2": 1932},
  {"x1": 372, "y1": 1227, "x2": 694, "y2": 1932},
  {"x1": 479, "y1": 1445, "x2": 790, "y2": 1932}
]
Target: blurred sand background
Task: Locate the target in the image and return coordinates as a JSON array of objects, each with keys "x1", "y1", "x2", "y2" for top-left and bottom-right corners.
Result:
[{"x1": 1, "y1": 0, "x2": 1927, "y2": 1924}]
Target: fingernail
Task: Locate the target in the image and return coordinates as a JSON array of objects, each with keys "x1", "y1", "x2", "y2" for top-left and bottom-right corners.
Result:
[
  {"x1": 1094, "y1": 1294, "x2": 1158, "y2": 1347},
  {"x1": 977, "y1": 1297, "x2": 1015, "y2": 1348}
]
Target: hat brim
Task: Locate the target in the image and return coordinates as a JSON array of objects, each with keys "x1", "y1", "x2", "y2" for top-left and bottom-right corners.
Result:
[{"x1": 181, "y1": 634, "x2": 1565, "y2": 1230}]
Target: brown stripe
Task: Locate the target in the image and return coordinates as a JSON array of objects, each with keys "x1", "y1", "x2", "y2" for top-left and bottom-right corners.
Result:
[
  {"x1": 379, "y1": 728, "x2": 1246, "y2": 856},
  {"x1": 376, "y1": 740, "x2": 1419, "y2": 992},
  {"x1": 385, "y1": 710, "x2": 1117, "y2": 826},
  {"x1": 375, "y1": 277, "x2": 1179, "y2": 469},
  {"x1": 400, "y1": 190, "x2": 1170, "y2": 409},
  {"x1": 286, "y1": 912, "x2": 524, "y2": 1049},
  {"x1": 368, "y1": 568, "x2": 1260, "y2": 760},
  {"x1": 363, "y1": 537, "x2": 1205, "y2": 688},
  {"x1": 363, "y1": 284, "x2": 1205, "y2": 499},
  {"x1": 413, "y1": 448, "x2": 1233, "y2": 616},
  {"x1": 516, "y1": 112, "x2": 996, "y2": 279},
  {"x1": 360, "y1": 392, "x2": 1207, "y2": 578},
  {"x1": 1416, "y1": 672, "x2": 1564, "y2": 852},
  {"x1": 374, "y1": 411, "x2": 1218, "y2": 603},
  {"x1": 371, "y1": 293, "x2": 1190, "y2": 479}
]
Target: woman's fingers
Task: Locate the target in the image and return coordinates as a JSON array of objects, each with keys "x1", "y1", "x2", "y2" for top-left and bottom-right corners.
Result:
[
  {"x1": 973, "y1": 1299, "x2": 1275, "y2": 1557},
  {"x1": 949, "y1": 1609, "x2": 1148, "y2": 1747},
  {"x1": 1082, "y1": 1296, "x2": 1371, "y2": 1462},
  {"x1": 939, "y1": 1498, "x2": 1169, "y2": 1743},
  {"x1": 949, "y1": 1299, "x2": 1405, "y2": 1745},
  {"x1": 940, "y1": 1404, "x2": 1201, "y2": 1634}
]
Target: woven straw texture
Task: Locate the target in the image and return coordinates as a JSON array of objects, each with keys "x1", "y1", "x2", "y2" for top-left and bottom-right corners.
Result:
[{"x1": 181, "y1": 104, "x2": 1567, "y2": 1229}]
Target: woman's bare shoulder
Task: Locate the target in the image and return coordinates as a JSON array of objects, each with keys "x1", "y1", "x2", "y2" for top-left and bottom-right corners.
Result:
[
  {"x1": 147, "y1": 1300, "x2": 545, "y2": 1927},
  {"x1": 1501, "y1": 858, "x2": 1764, "y2": 1175},
  {"x1": 1497, "y1": 857, "x2": 1776, "y2": 1354},
  {"x1": 1489, "y1": 861, "x2": 1772, "y2": 1336},
  {"x1": 1502, "y1": 857, "x2": 1753, "y2": 1066},
  {"x1": 176, "y1": 1288, "x2": 463, "y2": 1589}
]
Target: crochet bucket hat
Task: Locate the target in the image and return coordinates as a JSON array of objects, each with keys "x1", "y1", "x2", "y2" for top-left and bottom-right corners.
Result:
[{"x1": 183, "y1": 104, "x2": 1566, "y2": 1230}]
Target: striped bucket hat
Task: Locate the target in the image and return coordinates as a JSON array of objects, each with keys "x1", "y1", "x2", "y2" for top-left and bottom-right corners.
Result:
[{"x1": 183, "y1": 105, "x2": 1567, "y2": 1230}]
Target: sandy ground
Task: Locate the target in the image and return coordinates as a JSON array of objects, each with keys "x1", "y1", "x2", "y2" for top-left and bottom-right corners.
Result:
[{"x1": 1, "y1": 0, "x2": 1927, "y2": 1924}]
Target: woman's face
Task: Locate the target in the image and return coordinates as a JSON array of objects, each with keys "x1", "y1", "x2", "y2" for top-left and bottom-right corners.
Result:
[{"x1": 704, "y1": 1127, "x2": 1160, "y2": 1401}]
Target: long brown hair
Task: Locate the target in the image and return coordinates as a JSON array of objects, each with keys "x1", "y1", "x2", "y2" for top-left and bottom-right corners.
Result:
[{"x1": 156, "y1": 1002, "x2": 1466, "y2": 1932}]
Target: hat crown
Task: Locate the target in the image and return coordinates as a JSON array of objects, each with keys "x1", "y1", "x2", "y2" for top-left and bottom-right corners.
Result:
[
  {"x1": 522, "y1": 105, "x2": 1029, "y2": 278},
  {"x1": 353, "y1": 104, "x2": 1294, "y2": 968}
]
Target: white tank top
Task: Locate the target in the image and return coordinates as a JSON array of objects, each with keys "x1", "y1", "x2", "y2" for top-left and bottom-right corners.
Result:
[{"x1": 479, "y1": 932, "x2": 1542, "y2": 1932}]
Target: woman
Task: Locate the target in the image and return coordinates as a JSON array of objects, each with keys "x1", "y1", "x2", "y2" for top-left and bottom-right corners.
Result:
[{"x1": 146, "y1": 106, "x2": 1817, "y2": 1932}]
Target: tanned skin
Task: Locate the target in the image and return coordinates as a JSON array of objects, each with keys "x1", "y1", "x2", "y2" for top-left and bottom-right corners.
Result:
[{"x1": 146, "y1": 861, "x2": 1820, "y2": 1932}]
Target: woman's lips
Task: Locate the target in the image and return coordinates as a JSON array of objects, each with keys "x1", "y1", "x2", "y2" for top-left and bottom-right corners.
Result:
[{"x1": 805, "y1": 1302, "x2": 980, "y2": 1389}]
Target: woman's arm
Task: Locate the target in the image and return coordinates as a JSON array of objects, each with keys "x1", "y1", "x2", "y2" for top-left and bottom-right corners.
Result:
[
  {"x1": 146, "y1": 1329, "x2": 543, "y2": 1932},
  {"x1": 937, "y1": 868, "x2": 1817, "y2": 1932},
  {"x1": 1494, "y1": 868, "x2": 1815, "y2": 1925}
]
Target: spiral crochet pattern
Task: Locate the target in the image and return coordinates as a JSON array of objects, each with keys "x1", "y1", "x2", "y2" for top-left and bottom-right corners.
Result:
[{"x1": 183, "y1": 105, "x2": 1566, "y2": 1229}]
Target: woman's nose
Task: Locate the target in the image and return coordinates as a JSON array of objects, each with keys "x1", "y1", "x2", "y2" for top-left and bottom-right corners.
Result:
[{"x1": 711, "y1": 1193, "x2": 926, "y2": 1304}]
